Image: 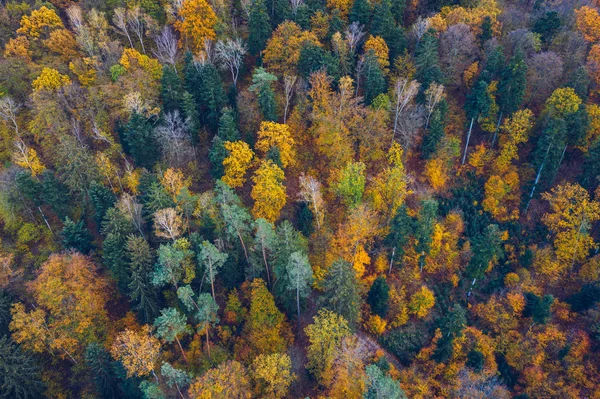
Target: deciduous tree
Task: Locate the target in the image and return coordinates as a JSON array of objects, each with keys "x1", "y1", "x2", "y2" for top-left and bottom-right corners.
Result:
[
  {"x1": 251, "y1": 160, "x2": 286, "y2": 223},
  {"x1": 110, "y1": 325, "x2": 161, "y2": 378}
]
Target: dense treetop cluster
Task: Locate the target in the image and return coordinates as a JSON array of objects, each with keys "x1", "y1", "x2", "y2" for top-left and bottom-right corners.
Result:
[{"x1": 1, "y1": 0, "x2": 600, "y2": 397}]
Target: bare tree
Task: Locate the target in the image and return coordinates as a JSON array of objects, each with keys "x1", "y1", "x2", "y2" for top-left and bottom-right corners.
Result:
[
  {"x1": 424, "y1": 83, "x2": 444, "y2": 129},
  {"x1": 412, "y1": 17, "x2": 430, "y2": 48},
  {"x1": 215, "y1": 38, "x2": 247, "y2": 87},
  {"x1": 526, "y1": 51, "x2": 564, "y2": 106},
  {"x1": 345, "y1": 22, "x2": 366, "y2": 54},
  {"x1": 289, "y1": 0, "x2": 304, "y2": 15},
  {"x1": 127, "y1": 6, "x2": 147, "y2": 54},
  {"x1": 153, "y1": 26, "x2": 178, "y2": 66},
  {"x1": 455, "y1": 369, "x2": 511, "y2": 399},
  {"x1": 298, "y1": 173, "x2": 324, "y2": 230},
  {"x1": 391, "y1": 78, "x2": 420, "y2": 145},
  {"x1": 155, "y1": 111, "x2": 195, "y2": 168},
  {"x1": 283, "y1": 75, "x2": 297, "y2": 123},
  {"x1": 66, "y1": 5, "x2": 84, "y2": 31},
  {"x1": 0, "y1": 96, "x2": 21, "y2": 137},
  {"x1": 439, "y1": 24, "x2": 478, "y2": 87},
  {"x1": 239, "y1": 0, "x2": 252, "y2": 18},
  {"x1": 396, "y1": 105, "x2": 425, "y2": 151},
  {"x1": 112, "y1": 8, "x2": 134, "y2": 48},
  {"x1": 154, "y1": 208, "x2": 186, "y2": 242},
  {"x1": 118, "y1": 193, "x2": 145, "y2": 237}
]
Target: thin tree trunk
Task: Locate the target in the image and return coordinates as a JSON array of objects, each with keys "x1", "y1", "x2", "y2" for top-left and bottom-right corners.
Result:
[
  {"x1": 174, "y1": 336, "x2": 188, "y2": 363},
  {"x1": 237, "y1": 230, "x2": 249, "y2": 262},
  {"x1": 209, "y1": 263, "x2": 216, "y2": 300},
  {"x1": 526, "y1": 142, "x2": 552, "y2": 212},
  {"x1": 261, "y1": 241, "x2": 271, "y2": 289},
  {"x1": 491, "y1": 111, "x2": 503, "y2": 147},
  {"x1": 388, "y1": 247, "x2": 396, "y2": 275},
  {"x1": 175, "y1": 382, "x2": 185, "y2": 399},
  {"x1": 550, "y1": 144, "x2": 568, "y2": 186},
  {"x1": 37, "y1": 206, "x2": 55, "y2": 236},
  {"x1": 462, "y1": 117, "x2": 475, "y2": 165},
  {"x1": 296, "y1": 283, "x2": 301, "y2": 327},
  {"x1": 570, "y1": 218, "x2": 586, "y2": 271},
  {"x1": 206, "y1": 327, "x2": 211, "y2": 357}
]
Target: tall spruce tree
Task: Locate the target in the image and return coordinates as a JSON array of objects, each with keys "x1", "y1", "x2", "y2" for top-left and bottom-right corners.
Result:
[
  {"x1": 414, "y1": 30, "x2": 442, "y2": 91},
  {"x1": 320, "y1": 259, "x2": 363, "y2": 326},
  {"x1": 0, "y1": 336, "x2": 44, "y2": 399},
  {"x1": 61, "y1": 217, "x2": 93, "y2": 254},
  {"x1": 209, "y1": 108, "x2": 241, "y2": 179},
  {"x1": 248, "y1": 0, "x2": 272, "y2": 56},
  {"x1": 362, "y1": 50, "x2": 387, "y2": 105},
  {"x1": 250, "y1": 67, "x2": 278, "y2": 121},
  {"x1": 126, "y1": 235, "x2": 158, "y2": 323},
  {"x1": 349, "y1": 0, "x2": 371, "y2": 26}
]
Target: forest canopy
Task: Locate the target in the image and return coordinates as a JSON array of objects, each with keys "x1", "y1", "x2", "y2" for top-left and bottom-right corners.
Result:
[{"x1": 1, "y1": 0, "x2": 600, "y2": 397}]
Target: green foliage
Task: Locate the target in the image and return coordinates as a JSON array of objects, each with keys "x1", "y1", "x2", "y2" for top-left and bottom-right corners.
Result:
[
  {"x1": 320, "y1": 259, "x2": 362, "y2": 326},
  {"x1": 127, "y1": 236, "x2": 158, "y2": 324},
  {"x1": 285, "y1": 250, "x2": 313, "y2": 320},
  {"x1": 362, "y1": 51, "x2": 387, "y2": 105},
  {"x1": 415, "y1": 30, "x2": 442, "y2": 90},
  {"x1": 160, "y1": 66, "x2": 183, "y2": 113},
  {"x1": 152, "y1": 239, "x2": 192, "y2": 288},
  {"x1": 533, "y1": 11, "x2": 561, "y2": 45},
  {"x1": 248, "y1": 0, "x2": 272, "y2": 56},
  {"x1": 385, "y1": 205, "x2": 413, "y2": 267},
  {"x1": 415, "y1": 199, "x2": 438, "y2": 260},
  {"x1": 297, "y1": 43, "x2": 339, "y2": 80},
  {"x1": 121, "y1": 112, "x2": 159, "y2": 169},
  {"x1": 333, "y1": 161, "x2": 366, "y2": 208},
  {"x1": 85, "y1": 343, "x2": 123, "y2": 399},
  {"x1": 466, "y1": 224, "x2": 504, "y2": 280},
  {"x1": 371, "y1": 0, "x2": 405, "y2": 59},
  {"x1": 498, "y1": 51, "x2": 527, "y2": 115},
  {"x1": 523, "y1": 292, "x2": 554, "y2": 325},
  {"x1": 89, "y1": 183, "x2": 116, "y2": 225},
  {"x1": 184, "y1": 53, "x2": 226, "y2": 131},
  {"x1": 368, "y1": 276, "x2": 389, "y2": 317},
  {"x1": 422, "y1": 100, "x2": 447, "y2": 159},
  {"x1": 250, "y1": 67, "x2": 278, "y2": 122},
  {"x1": 154, "y1": 307, "x2": 191, "y2": 343},
  {"x1": 160, "y1": 362, "x2": 191, "y2": 392},
  {"x1": 478, "y1": 16, "x2": 492, "y2": 44},
  {"x1": 365, "y1": 364, "x2": 407, "y2": 399},
  {"x1": 210, "y1": 108, "x2": 241, "y2": 179},
  {"x1": 61, "y1": 217, "x2": 93, "y2": 254},
  {"x1": 0, "y1": 336, "x2": 44, "y2": 399},
  {"x1": 380, "y1": 324, "x2": 430, "y2": 365}
]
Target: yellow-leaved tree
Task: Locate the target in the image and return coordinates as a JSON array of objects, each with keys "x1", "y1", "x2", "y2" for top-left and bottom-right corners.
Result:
[
  {"x1": 575, "y1": 6, "x2": 600, "y2": 43},
  {"x1": 542, "y1": 183, "x2": 600, "y2": 269},
  {"x1": 262, "y1": 21, "x2": 321, "y2": 76},
  {"x1": 408, "y1": 286, "x2": 436, "y2": 318},
  {"x1": 304, "y1": 309, "x2": 351, "y2": 386},
  {"x1": 255, "y1": 121, "x2": 296, "y2": 168},
  {"x1": 364, "y1": 35, "x2": 390, "y2": 70},
  {"x1": 13, "y1": 140, "x2": 45, "y2": 176},
  {"x1": 111, "y1": 326, "x2": 161, "y2": 378},
  {"x1": 368, "y1": 142, "x2": 408, "y2": 224},
  {"x1": 222, "y1": 140, "x2": 255, "y2": 188},
  {"x1": 10, "y1": 253, "x2": 110, "y2": 362},
  {"x1": 483, "y1": 109, "x2": 533, "y2": 221},
  {"x1": 252, "y1": 353, "x2": 296, "y2": 398},
  {"x1": 251, "y1": 160, "x2": 286, "y2": 222},
  {"x1": 17, "y1": 6, "x2": 63, "y2": 38},
  {"x1": 32, "y1": 67, "x2": 71, "y2": 91},
  {"x1": 173, "y1": 0, "x2": 218, "y2": 53}
]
